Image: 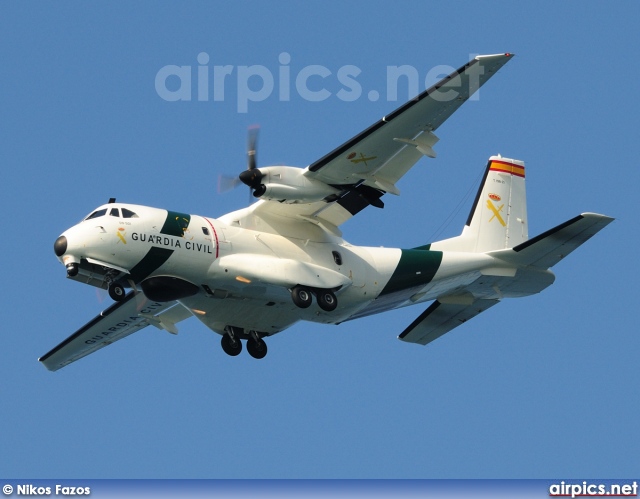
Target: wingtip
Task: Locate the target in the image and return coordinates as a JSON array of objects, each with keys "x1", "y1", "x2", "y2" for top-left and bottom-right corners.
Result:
[
  {"x1": 38, "y1": 357, "x2": 57, "y2": 372},
  {"x1": 475, "y1": 52, "x2": 515, "y2": 61},
  {"x1": 580, "y1": 212, "x2": 615, "y2": 223}
]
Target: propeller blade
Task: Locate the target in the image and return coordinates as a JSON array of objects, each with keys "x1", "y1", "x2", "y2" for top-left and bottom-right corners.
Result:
[
  {"x1": 217, "y1": 174, "x2": 242, "y2": 193},
  {"x1": 247, "y1": 125, "x2": 259, "y2": 171}
]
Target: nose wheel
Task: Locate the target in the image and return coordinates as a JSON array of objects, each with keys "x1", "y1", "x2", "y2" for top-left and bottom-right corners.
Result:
[{"x1": 108, "y1": 283, "x2": 126, "y2": 301}]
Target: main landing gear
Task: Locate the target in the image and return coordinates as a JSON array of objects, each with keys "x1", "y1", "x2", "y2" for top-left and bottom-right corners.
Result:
[
  {"x1": 291, "y1": 285, "x2": 338, "y2": 312},
  {"x1": 246, "y1": 332, "x2": 267, "y2": 359},
  {"x1": 221, "y1": 331, "x2": 242, "y2": 356},
  {"x1": 221, "y1": 327, "x2": 268, "y2": 359}
]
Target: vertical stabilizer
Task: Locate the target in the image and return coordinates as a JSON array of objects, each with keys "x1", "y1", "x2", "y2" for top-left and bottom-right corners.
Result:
[{"x1": 431, "y1": 156, "x2": 528, "y2": 253}]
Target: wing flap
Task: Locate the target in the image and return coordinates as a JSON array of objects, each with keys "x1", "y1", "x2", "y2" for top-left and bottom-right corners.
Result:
[
  {"x1": 39, "y1": 293, "x2": 187, "y2": 371},
  {"x1": 398, "y1": 299, "x2": 499, "y2": 346}
]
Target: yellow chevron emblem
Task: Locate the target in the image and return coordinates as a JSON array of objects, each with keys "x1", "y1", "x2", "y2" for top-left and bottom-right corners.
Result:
[
  {"x1": 486, "y1": 199, "x2": 506, "y2": 226},
  {"x1": 116, "y1": 228, "x2": 127, "y2": 244},
  {"x1": 349, "y1": 152, "x2": 377, "y2": 166}
]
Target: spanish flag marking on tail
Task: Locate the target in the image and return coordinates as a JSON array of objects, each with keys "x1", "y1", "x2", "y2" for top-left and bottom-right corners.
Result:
[{"x1": 489, "y1": 159, "x2": 525, "y2": 178}]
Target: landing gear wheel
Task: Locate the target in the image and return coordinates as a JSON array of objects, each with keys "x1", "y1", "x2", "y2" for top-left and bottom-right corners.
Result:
[
  {"x1": 316, "y1": 290, "x2": 338, "y2": 312},
  {"x1": 247, "y1": 337, "x2": 268, "y2": 359},
  {"x1": 221, "y1": 333, "x2": 242, "y2": 356},
  {"x1": 291, "y1": 286, "x2": 312, "y2": 308},
  {"x1": 108, "y1": 283, "x2": 126, "y2": 301}
]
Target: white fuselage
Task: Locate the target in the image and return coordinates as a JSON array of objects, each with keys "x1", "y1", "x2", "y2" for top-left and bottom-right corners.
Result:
[{"x1": 56, "y1": 202, "x2": 552, "y2": 337}]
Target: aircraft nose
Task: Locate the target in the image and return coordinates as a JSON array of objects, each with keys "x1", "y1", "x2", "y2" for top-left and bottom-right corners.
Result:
[
  {"x1": 55, "y1": 233, "x2": 80, "y2": 277},
  {"x1": 54, "y1": 235, "x2": 67, "y2": 257}
]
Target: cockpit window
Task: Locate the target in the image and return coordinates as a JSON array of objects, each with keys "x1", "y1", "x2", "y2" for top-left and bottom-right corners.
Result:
[
  {"x1": 85, "y1": 209, "x2": 107, "y2": 220},
  {"x1": 109, "y1": 208, "x2": 120, "y2": 217},
  {"x1": 121, "y1": 208, "x2": 139, "y2": 218}
]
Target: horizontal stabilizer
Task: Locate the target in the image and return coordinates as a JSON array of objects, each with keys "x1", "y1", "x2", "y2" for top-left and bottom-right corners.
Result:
[
  {"x1": 398, "y1": 299, "x2": 499, "y2": 346},
  {"x1": 489, "y1": 213, "x2": 614, "y2": 269},
  {"x1": 39, "y1": 292, "x2": 190, "y2": 371}
]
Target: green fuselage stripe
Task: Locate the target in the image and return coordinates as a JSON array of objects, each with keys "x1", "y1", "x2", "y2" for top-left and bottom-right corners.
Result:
[
  {"x1": 128, "y1": 246, "x2": 174, "y2": 283},
  {"x1": 126, "y1": 210, "x2": 190, "y2": 283},
  {"x1": 161, "y1": 211, "x2": 191, "y2": 237},
  {"x1": 380, "y1": 249, "x2": 442, "y2": 296}
]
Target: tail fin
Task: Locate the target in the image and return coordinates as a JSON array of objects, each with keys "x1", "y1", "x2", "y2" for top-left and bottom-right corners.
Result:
[{"x1": 431, "y1": 156, "x2": 528, "y2": 253}]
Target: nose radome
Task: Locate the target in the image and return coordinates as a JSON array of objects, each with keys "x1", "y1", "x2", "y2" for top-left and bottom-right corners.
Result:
[{"x1": 54, "y1": 235, "x2": 67, "y2": 257}]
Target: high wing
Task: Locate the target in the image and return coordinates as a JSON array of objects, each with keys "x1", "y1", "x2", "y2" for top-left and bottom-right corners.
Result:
[
  {"x1": 39, "y1": 292, "x2": 192, "y2": 371},
  {"x1": 238, "y1": 53, "x2": 514, "y2": 233}
]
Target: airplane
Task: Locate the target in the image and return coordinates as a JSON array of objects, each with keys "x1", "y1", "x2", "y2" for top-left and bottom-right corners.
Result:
[{"x1": 40, "y1": 53, "x2": 613, "y2": 371}]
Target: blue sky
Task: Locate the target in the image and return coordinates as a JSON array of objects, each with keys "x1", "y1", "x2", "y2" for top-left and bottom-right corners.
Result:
[{"x1": 1, "y1": 1, "x2": 638, "y2": 479}]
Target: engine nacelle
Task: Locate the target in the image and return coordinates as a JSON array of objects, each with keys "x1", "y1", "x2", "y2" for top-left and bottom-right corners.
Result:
[{"x1": 255, "y1": 166, "x2": 339, "y2": 204}]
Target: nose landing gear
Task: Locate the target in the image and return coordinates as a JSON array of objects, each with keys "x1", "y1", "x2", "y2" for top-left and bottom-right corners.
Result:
[{"x1": 108, "y1": 283, "x2": 126, "y2": 302}]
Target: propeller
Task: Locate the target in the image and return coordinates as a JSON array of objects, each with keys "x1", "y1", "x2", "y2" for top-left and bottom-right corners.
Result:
[
  {"x1": 238, "y1": 125, "x2": 266, "y2": 199},
  {"x1": 217, "y1": 125, "x2": 265, "y2": 201}
]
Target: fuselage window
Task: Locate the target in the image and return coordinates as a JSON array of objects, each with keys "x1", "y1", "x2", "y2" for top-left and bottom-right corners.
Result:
[
  {"x1": 202, "y1": 227, "x2": 210, "y2": 236},
  {"x1": 121, "y1": 208, "x2": 139, "y2": 218},
  {"x1": 110, "y1": 208, "x2": 120, "y2": 217},
  {"x1": 332, "y1": 251, "x2": 343, "y2": 266},
  {"x1": 85, "y1": 209, "x2": 107, "y2": 220}
]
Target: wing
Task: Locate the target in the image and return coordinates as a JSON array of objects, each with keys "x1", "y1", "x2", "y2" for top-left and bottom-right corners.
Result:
[
  {"x1": 398, "y1": 298, "x2": 499, "y2": 346},
  {"x1": 239, "y1": 53, "x2": 514, "y2": 233},
  {"x1": 39, "y1": 292, "x2": 192, "y2": 371}
]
